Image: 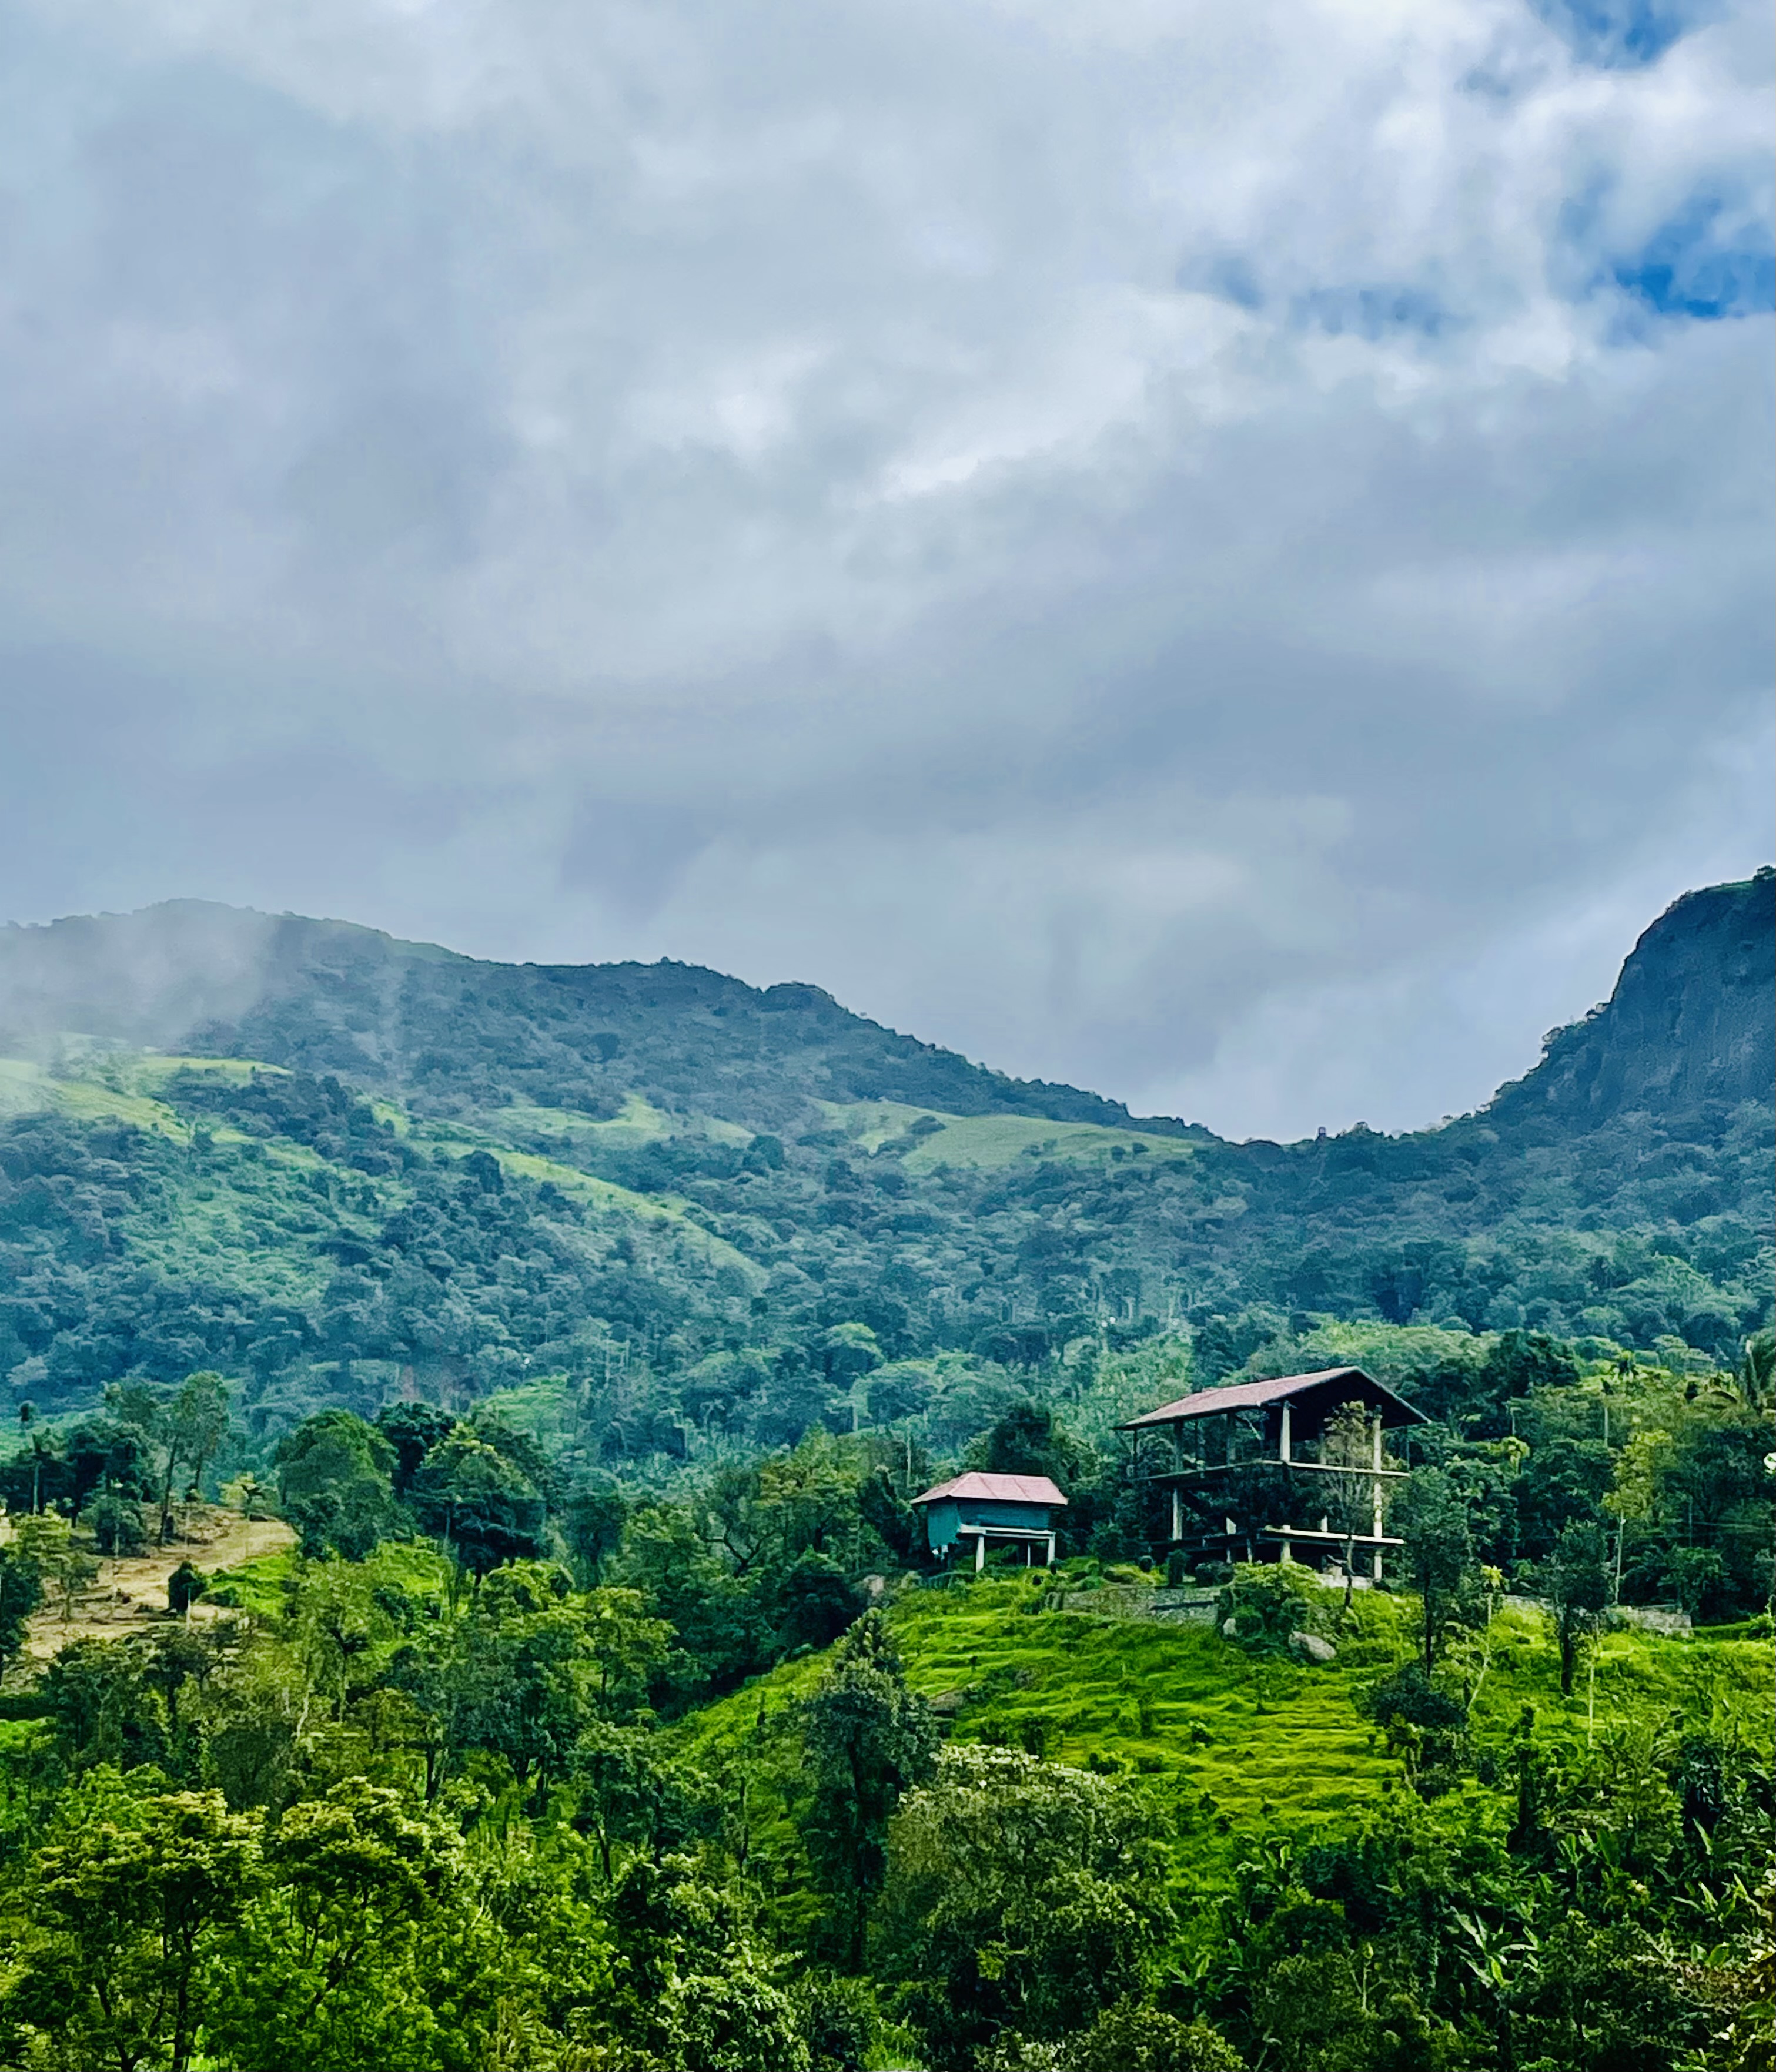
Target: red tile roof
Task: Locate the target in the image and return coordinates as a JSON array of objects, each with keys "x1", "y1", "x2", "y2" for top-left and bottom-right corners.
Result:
[
  {"x1": 911, "y1": 1471, "x2": 1068, "y2": 1508},
  {"x1": 1115, "y1": 1365, "x2": 1427, "y2": 1430}
]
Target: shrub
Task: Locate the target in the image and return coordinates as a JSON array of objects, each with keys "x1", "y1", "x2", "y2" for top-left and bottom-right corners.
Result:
[
  {"x1": 91, "y1": 1494, "x2": 148, "y2": 1556},
  {"x1": 1216, "y1": 1564, "x2": 1325, "y2": 1653}
]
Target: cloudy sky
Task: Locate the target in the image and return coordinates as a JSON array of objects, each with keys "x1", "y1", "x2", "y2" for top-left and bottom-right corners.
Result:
[{"x1": 0, "y1": 0, "x2": 1770, "y2": 1140}]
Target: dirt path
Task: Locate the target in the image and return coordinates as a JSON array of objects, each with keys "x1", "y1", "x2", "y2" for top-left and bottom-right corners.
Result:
[{"x1": 15, "y1": 1506, "x2": 296, "y2": 1663}]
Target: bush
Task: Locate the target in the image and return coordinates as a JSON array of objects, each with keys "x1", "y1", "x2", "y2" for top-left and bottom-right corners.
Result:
[
  {"x1": 1215, "y1": 1564, "x2": 1326, "y2": 1653},
  {"x1": 166, "y1": 1561, "x2": 208, "y2": 1615},
  {"x1": 1064, "y1": 2000, "x2": 1245, "y2": 2071},
  {"x1": 1354, "y1": 1662, "x2": 1469, "y2": 1779},
  {"x1": 90, "y1": 1494, "x2": 148, "y2": 1556}
]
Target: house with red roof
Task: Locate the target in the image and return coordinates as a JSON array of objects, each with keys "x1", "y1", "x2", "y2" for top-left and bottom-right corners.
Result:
[{"x1": 911, "y1": 1471, "x2": 1068, "y2": 1571}]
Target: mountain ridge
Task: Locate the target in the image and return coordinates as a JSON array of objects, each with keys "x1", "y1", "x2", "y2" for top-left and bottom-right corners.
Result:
[{"x1": 4, "y1": 869, "x2": 1771, "y2": 1149}]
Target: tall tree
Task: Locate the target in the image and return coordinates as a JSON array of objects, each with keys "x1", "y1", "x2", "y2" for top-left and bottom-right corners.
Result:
[
  {"x1": 1392, "y1": 1468, "x2": 1482, "y2": 1673},
  {"x1": 1540, "y1": 1519, "x2": 1613, "y2": 1697},
  {"x1": 800, "y1": 1610, "x2": 938, "y2": 1967},
  {"x1": 1317, "y1": 1398, "x2": 1380, "y2": 1617},
  {"x1": 0, "y1": 1541, "x2": 45, "y2": 1681}
]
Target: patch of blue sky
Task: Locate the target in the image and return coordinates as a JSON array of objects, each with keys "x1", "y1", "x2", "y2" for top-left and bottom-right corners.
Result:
[
  {"x1": 1529, "y1": 0, "x2": 1716, "y2": 70},
  {"x1": 1288, "y1": 285, "x2": 1453, "y2": 342},
  {"x1": 1610, "y1": 198, "x2": 1776, "y2": 321},
  {"x1": 1178, "y1": 255, "x2": 1454, "y2": 340}
]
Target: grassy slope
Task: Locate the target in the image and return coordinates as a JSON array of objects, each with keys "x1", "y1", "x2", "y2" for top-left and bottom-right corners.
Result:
[
  {"x1": 678, "y1": 1575, "x2": 1773, "y2": 1904},
  {"x1": 826, "y1": 1099, "x2": 1198, "y2": 1171}
]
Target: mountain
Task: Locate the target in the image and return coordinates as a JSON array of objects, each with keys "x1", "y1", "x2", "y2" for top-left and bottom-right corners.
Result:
[
  {"x1": 0, "y1": 900, "x2": 1199, "y2": 1137},
  {"x1": 1491, "y1": 871, "x2": 1775, "y2": 1126},
  {"x1": 0, "y1": 873, "x2": 1768, "y2": 1441}
]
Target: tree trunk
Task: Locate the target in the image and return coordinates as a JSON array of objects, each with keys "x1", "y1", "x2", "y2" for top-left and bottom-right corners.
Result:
[{"x1": 159, "y1": 1446, "x2": 180, "y2": 1545}]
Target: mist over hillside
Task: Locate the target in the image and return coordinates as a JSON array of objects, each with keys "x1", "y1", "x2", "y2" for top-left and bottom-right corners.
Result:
[{"x1": 0, "y1": 871, "x2": 1770, "y2": 1440}]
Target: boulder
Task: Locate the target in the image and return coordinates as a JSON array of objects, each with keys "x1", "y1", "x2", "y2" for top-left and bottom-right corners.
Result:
[{"x1": 1290, "y1": 1631, "x2": 1338, "y2": 1665}]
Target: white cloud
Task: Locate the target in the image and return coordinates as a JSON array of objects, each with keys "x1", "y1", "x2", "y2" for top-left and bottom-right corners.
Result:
[{"x1": 0, "y1": 0, "x2": 1768, "y2": 1136}]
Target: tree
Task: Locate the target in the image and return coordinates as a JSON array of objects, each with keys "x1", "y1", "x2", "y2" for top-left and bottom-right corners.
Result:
[
  {"x1": 410, "y1": 1430, "x2": 546, "y2": 1578},
  {"x1": 1501, "y1": 1916, "x2": 1708, "y2": 2071},
  {"x1": 206, "y1": 1779, "x2": 472, "y2": 2072},
  {"x1": 604, "y1": 1855, "x2": 810, "y2": 2072},
  {"x1": 1319, "y1": 1398, "x2": 1380, "y2": 1616},
  {"x1": 1539, "y1": 1519, "x2": 1611, "y2": 1696},
  {"x1": 276, "y1": 1410, "x2": 398, "y2": 1561},
  {"x1": 571, "y1": 1723, "x2": 705, "y2": 1884},
  {"x1": 373, "y1": 1400, "x2": 459, "y2": 1497},
  {"x1": 974, "y1": 1400, "x2": 1087, "y2": 1490},
  {"x1": 1392, "y1": 1470, "x2": 1483, "y2": 1674},
  {"x1": 109, "y1": 1373, "x2": 231, "y2": 1546},
  {"x1": 15, "y1": 1399, "x2": 51, "y2": 1515},
  {"x1": 1064, "y1": 2001, "x2": 1245, "y2": 2072},
  {"x1": 1254, "y1": 1950, "x2": 1460, "y2": 2072},
  {"x1": 7, "y1": 1778, "x2": 257, "y2": 2072},
  {"x1": 800, "y1": 1610, "x2": 939, "y2": 1966},
  {"x1": 875, "y1": 1745, "x2": 1174, "y2": 2071},
  {"x1": 169, "y1": 1371, "x2": 230, "y2": 1509},
  {"x1": 0, "y1": 1541, "x2": 45, "y2": 1680},
  {"x1": 92, "y1": 1489, "x2": 150, "y2": 1555},
  {"x1": 774, "y1": 1549, "x2": 864, "y2": 1654},
  {"x1": 563, "y1": 1475, "x2": 628, "y2": 1585},
  {"x1": 1735, "y1": 1327, "x2": 1775, "y2": 1412},
  {"x1": 12, "y1": 1514, "x2": 98, "y2": 1625}
]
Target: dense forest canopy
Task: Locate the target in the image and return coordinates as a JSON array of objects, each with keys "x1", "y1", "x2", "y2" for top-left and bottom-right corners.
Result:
[{"x1": 0, "y1": 872, "x2": 1770, "y2": 2070}]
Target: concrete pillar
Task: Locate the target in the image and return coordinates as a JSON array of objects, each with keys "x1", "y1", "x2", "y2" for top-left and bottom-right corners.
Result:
[
  {"x1": 1280, "y1": 1401, "x2": 1292, "y2": 1462},
  {"x1": 1171, "y1": 1487, "x2": 1183, "y2": 1542},
  {"x1": 974, "y1": 1533, "x2": 986, "y2": 1574}
]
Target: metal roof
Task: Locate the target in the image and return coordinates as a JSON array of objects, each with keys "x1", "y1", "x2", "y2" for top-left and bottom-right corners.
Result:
[
  {"x1": 911, "y1": 1471, "x2": 1069, "y2": 1508},
  {"x1": 1115, "y1": 1365, "x2": 1429, "y2": 1430}
]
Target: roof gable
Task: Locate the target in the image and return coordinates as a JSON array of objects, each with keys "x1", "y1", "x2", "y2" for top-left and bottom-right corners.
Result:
[
  {"x1": 911, "y1": 1471, "x2": 1068, "y2": 1508},
  {"x1": 1116, "y1": 1365, "x2": 1428, "y2": 1430}
]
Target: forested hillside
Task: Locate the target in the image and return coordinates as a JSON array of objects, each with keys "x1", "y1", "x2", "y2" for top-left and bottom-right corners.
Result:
[{"x1": 0, "y1": 873, "x2": 1770, "y2": 1454}]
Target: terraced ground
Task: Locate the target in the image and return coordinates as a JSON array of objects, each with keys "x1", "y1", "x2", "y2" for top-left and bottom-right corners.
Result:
[{"x1": 677, "y1": 1569, "x2": 1773, "y2": 1908}]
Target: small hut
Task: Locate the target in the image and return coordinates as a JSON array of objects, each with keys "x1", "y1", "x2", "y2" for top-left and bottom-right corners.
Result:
[
  {"x1": 912, "y1": 1471, "x2": 1068, "y2": 1571},
  {"x1": 1116, "y1": 1366, "x2": 1427, "y2": 1578}
]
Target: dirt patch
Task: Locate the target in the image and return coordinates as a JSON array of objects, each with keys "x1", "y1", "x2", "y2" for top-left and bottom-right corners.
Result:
[{"x1": 13, "y1": 1506, "x2": 296, "y2": 1663}]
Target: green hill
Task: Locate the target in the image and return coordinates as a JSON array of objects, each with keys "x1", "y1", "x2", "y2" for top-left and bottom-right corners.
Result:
[{"x1": 0, "y1": 873, "x2": 1769, "y2": 1447}]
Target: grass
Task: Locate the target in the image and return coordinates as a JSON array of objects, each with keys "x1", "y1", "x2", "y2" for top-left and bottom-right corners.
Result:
[
  {"x1": 824, "y1": 1100, "x2": 1197, "y2": 1173},
  {"x1": 123, "y1": 1137, "x2": 381, "y2": 1307},
  {"x1": 200, "y1": 1548, "x2": 302, "y2": 1615},
  {"x1": 205, "y1": 1539, "x2": 454, "y2": 1618},
  {"x1": 494, "y1": 1093, "x2": 751, "y2": 1149}
]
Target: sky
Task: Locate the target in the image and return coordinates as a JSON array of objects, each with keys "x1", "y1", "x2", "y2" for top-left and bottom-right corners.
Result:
[{"x1": 0, "y1": 0, "x2": 1770, "y2": 1142}]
